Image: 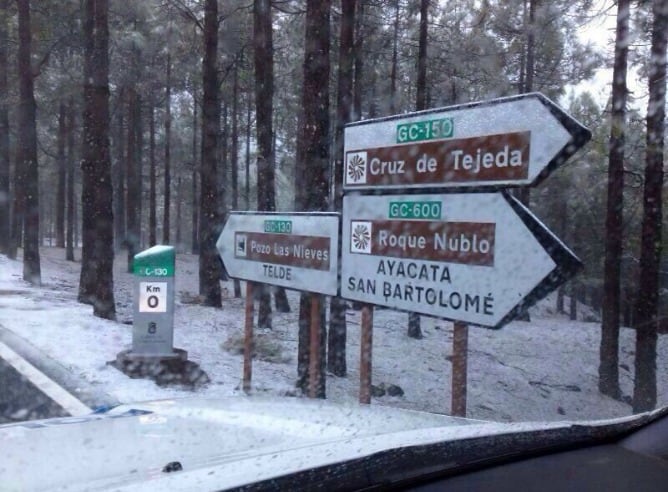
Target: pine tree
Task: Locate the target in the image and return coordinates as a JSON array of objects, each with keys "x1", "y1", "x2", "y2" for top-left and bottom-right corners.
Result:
[
  {"x1": 328, "y1": 0, "x2": 356, "y2": 377},
  {"x1": 599, "y1": 0, "x2": 630, "y2": 400},
  {"x1": 78, "y1": 0, "x2": 116, "y2": 319},
  {"x1": 633, "y1": 0, "x2": 668, "y2": 413},
  {"x1": 0, "y1": 0, "x2": 9, "y2": 255},
  {"x1": 199, "y1": 0, "x2": 222, "y2": 307},
  {"x1": 16, "y1": 0, "x2": 41, "y2": 285},
  {"x1": 296, "y1": 0, "x2": 331, "y2": 397}
]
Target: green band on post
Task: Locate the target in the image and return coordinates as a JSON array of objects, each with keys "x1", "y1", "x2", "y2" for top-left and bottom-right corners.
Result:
[{"x1": 133, "y1": 245, "x2": 175, "y2": 277}]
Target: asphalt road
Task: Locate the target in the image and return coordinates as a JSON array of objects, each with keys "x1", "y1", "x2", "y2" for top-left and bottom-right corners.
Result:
[{"x1": 0, "y1": 357, "x2": 69, "y2": 424}]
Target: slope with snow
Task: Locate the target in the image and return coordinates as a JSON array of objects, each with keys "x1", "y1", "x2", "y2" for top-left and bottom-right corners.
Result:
[{"x1": 0, "y1": 247, "x2": 666, "y2": 423}]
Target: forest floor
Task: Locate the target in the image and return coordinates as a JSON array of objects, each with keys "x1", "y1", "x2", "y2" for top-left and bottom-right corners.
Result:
[{"x1": 1, "y1": 247, "x2": 667, "y2": 423}]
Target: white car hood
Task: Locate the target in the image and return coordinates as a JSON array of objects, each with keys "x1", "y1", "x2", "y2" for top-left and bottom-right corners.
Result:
[{"x1": 0, "y1": 396, "x2": 564, "y2": 491}]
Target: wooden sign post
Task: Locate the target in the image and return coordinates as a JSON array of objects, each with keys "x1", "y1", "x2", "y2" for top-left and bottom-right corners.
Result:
[
  {"x1": 242, "y1": 281, "x2": 254, "y2": 393},
  {"x1": 308, "y1": 294, "x2": 322, "y2": 398},
  {"x1": 340, "y1": 93, "x2": 590, "y2": 415},
  {"x1": 451, "y1": 321, "x2": 469, "y2": 416},
  {"x1": 359, "y1": 304, "x2": 374, "y2": 404},
  {"x1": 217, "y1": 212, "x2": 339, "y2": 397}
]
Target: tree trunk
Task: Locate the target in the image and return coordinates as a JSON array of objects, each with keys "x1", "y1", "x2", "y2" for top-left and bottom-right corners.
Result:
[
  {"x1": 55, "y1": 101, "x2": 66, "y2": 248},
  {"x1": 112, "y1": 87, "x2": 125, "y2": 252},
  {"x1": 220, "y1": 102, "x2": 228, "y2": 220},
  {"x1": 274, "y1": 283, "x2": 290, "y2": 313},
  {"x1": 0, "y1": 0, "x2": 10, "y2": 256},
  {"x1": 368, "y1": 60, "x2": 378, "y2": 118},
  {"x1": 389, "y1": 1, "x2": 400, "y2": 114},
  {"x1": 515, "y1": 0, "x2": 539, "y2": 321},
  {"x1": 599, "y1": 0, "x2": 629, "y2": 400},
  {"x1": 73, "y1": 188, "x2": 79, "y2": 250},
  {"x1": 557, "y1": 286, "x2": 565, "y2": 314},
  {"x1": 254, "y1": 0, "x2": 278, "y2": 327},
  {"x1": 406, "y1": 0, "x2": 430, "y2": 340},
  {"x1": 149, "y1": 96, "x2": 157, "y2": 246},
  {"x1": 524, "y1": 0, "x2": 535, "y2": 93},
  {"x1": 199, "y1": 0, "x2": 222, "y2": 307},
  {"x1": 78, "y1": 0, "x2": 116, "y2": 320},
  {"x1": 16, "y1": 0, "x2": 40, "y2": 285},
  {"x1": 297, "y1": 292, "x2": 327, "y2": 397},
  {"x1": 125, "y1": 88, "x2": 140, "y2": 272},
  {"x1": 40, "y1": 183, "x2": 45, "y2": 247},
  {"x1": 328, "y1": 0, "x2": 355, "y2": 377},
  {"x1": 514, "y1": 0, "x2": 535, "y2": 214},
  {"x1": 163, "y1": 52, "x2": 172, "y2": 244},
  {"x1": 296, "y1": 0, "x2": 331, "y2": 395},
  {"x1": 556, "y1": 187, "x2": 568, "y2": 315},
  {"x1": 10, "y1": 157, "x2": 22, "y2": 260},
  {"x1": 219, "y1": 102, "x2": 229, "y2": 282},
  {"x1": 191, "y1": 170, "x2": 198, "y2": 252},
  {"x1": 512, "y1": 0, "x2": 534, "y2": 322},
  {"x1": 9, "y1": 2, "x2": 21, "y2": 260},
  {"x1": 633, "y1": 0, "x2": 667, "y2": 413},
  {"x1": 231, "y1": 63, "x2": 239, "y2": 213},
  {"x1": 416, "y1": 0, "x2": 428, "y2": 111},
  {"x1": 135, "y1": 94, "x2": 143, "y2": 247},
  {"x1": 352, "y1": 0, "x2": 364, "y2": 120},
  {"x1": 11, "y1": 4, "x2": 22, "y2": 255},
  {"x1": 176, "y1": 176, "x2": 182, "y2": 247},
  {"x1": 231, "y1": 57, "x2": 242, "y2": 298},
  {"x1": 65, "y1": 97, "x2": 75, "y2": 262},
  {"x1": 191, "y1": 91, "x2": 198, "y2": 254},
  {"x1": 245, "y1": 89, "x2": 251, "y2": 210}
]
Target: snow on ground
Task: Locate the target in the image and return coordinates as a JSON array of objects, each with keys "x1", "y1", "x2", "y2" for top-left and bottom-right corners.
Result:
[{"x1": 1, "y1": 247, "x2": 667, "y2": 423}]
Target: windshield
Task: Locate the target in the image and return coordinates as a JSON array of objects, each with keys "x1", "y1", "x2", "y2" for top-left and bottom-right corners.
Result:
[{"x1": 0, "y1": 0, "x2": 667, "y2": 488}]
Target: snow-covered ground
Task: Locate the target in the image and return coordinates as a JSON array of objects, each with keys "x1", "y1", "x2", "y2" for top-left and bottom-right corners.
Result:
[{"x1": 1, "y1": 247, "x2": 666, "y2": 423}]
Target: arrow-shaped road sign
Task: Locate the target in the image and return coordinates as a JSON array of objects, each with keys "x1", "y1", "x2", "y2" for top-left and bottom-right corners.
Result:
[
  {"x1": 343, "y1": 92, "x2": 591, "y2": 191},
  {"x1": 216, "y1": 212, "x2": 340, "y2": 296},
  {"x1": 340, "y1": 192, "x2": 581, "y2": 329}
]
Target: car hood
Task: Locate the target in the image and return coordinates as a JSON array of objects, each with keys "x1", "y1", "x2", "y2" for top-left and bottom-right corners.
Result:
[{"x1": 0, "y1": 396, "x2": 568, "y2": 491}]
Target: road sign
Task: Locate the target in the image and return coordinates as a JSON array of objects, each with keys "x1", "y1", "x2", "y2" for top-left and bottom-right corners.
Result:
[
  {"x1": 216, "y1": 212, "x2": 340, "y2": 296},
  {"x1": 138, "y1": 282, "x2": 167, "y2": 313},
  {"x1": 340, "y1": 192, "x2": 581, "y2": 328},
  {"x1": 131, "y1": 245, "x2": 177, "y2": 356},
  {"x1": 343, "y1": 92, "x2": 591, "y2": 191}
]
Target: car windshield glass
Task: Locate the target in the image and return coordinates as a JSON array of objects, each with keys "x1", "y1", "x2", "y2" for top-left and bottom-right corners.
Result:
[{"x1": 0, "y1": 0, "x2": 667, "y2": 488}]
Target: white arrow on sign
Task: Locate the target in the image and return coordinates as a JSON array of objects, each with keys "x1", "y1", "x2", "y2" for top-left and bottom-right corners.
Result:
[
  {"x1": 216, "y1": 212, "x2": 340, "y2": 296},
  {"x1": 343, "y1": 92, "x2": 591, "y2": 190},
  {"x1": 340, "y1": 192, "x2": 581, "y2": 329}
]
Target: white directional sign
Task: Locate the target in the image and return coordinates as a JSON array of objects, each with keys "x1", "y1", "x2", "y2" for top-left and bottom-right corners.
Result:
[
  {"x1": 216, "y1": 212, "x2": 339, "y2": 296},
  {"x1": 340, "y1": 193, "x2": 581, "y2": 328},
  {"x1": 343, "y1": 93, "x2": 591, "y2": 191}
]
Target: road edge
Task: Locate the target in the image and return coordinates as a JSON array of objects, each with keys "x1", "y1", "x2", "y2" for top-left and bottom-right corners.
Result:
[{"x1": 0, "y1": 324, "x2": 119, "y2": 413}]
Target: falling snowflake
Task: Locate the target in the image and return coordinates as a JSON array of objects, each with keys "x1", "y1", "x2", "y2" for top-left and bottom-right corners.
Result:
[
  {"x1": 347, "y1": 154, "x2": 366, "y2": 182},
  {"x1": 352, "y1": 223, "x2": 371, "y2": 251}
]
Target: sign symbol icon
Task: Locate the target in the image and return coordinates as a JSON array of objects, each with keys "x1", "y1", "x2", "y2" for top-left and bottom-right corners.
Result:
[
  {"x1": 351, "y1": 221, "x2": 372, "y2": 254},
  {"x1": 236, "y1": 234, "x2": 247, "y2": 257},
  {"x1": 346, "y1": 152, "x2": 367, "y2": 184}
]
